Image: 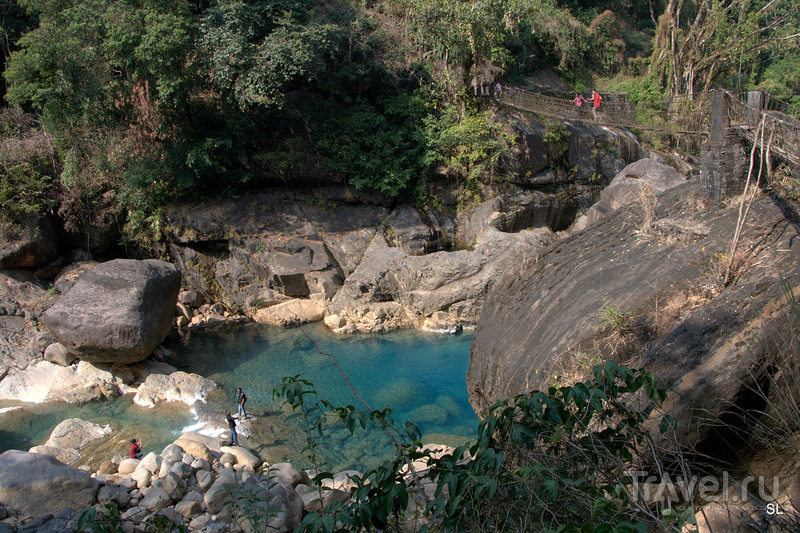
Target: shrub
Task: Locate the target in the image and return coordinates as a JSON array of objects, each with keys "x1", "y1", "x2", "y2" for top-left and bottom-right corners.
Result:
[{"x1": 272, "y1": 362, "x2": 685, "y2": 532}]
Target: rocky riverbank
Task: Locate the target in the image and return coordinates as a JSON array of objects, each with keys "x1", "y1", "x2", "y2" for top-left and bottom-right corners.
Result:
[{"x1": 0, "y1": 418, "x2": 455, "y2": 533}]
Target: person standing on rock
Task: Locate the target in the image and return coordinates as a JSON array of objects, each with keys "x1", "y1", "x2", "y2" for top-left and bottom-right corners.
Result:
[
  {"x1": 226, "y1": 410, "x2": 239, "y2": 446},
  {"x1": 129, "y1": 438, "x2": 142, "y2": 459},
  {"x1": 237, "y1": 387, "x2": 248, "y2": 419}
]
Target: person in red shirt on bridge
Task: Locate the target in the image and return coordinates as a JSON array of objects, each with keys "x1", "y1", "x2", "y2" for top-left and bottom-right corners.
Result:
[{"x1": 591, "y1": 90, "x2": 603, "y2": 119}]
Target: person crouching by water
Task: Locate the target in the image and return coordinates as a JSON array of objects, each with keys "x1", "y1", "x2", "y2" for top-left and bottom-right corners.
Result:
[
  {"x1": 226, "y1": 409, "x2": 239, "y2": 446},
  {"x1": 237, "y1": 387, "x2": 247, "y2": 419},
  {"x1": 130, "y1": 438, "x2": 142, "y2": 459}
]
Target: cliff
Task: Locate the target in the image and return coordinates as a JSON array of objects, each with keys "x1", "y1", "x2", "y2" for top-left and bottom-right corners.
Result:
[{"x1": 468, "y1": 179, "x2": 800, "y2": 452}]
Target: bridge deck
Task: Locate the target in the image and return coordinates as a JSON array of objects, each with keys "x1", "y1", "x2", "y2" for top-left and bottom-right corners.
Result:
[{"x1": 489, "y1": 86, "x2": 800, "y2": 166}]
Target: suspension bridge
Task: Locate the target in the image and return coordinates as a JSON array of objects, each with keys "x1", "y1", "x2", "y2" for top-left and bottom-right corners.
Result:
[{"x1": 488, "y1": 85, "x2": 800, "y2": 167}]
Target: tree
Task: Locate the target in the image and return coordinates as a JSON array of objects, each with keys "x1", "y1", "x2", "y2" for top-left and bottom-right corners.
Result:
[{"x1": 649, "y1": 0, "x2": 800, "y2": 96}]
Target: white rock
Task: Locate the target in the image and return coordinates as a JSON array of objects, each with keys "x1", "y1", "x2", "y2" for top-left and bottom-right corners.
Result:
[
  {"x1": 220, "y1": 446, "x2": 261, "y2": 470},
  {"x1": 134, "y1": 371, "x2": 216, "y2": 407},
  {"x1": 139, "y1": 452, "x2": 162, "y2": 474},
  {"x1": 117, "y1": 458, "x2": 140, "y2": 475},
  {"x1": 45, "y1": 418, "x2": 113, "y2": 451},
  {"x1": 131, "y1": 467, "x2": 152, "y2": 489}
]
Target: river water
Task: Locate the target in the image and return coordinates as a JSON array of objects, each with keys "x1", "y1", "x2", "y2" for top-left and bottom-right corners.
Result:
[{"x1": 0, "y1": 323, "x2": 477, "y2": 472}]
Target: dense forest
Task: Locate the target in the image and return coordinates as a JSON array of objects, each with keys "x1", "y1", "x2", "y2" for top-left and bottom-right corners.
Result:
[{"x1": 1, "y1": 0, "x2": 798, "y2": 247}]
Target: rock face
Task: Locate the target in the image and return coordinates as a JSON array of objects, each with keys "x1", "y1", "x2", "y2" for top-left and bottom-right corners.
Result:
[
  {"x1": 0, "y1": 450, "x2": 100, "y2": 516},
  {"x1": 0, "y1": 214, "x2": 58, "y2": 269},
  {"x1": 326, "y1": 226, "x2": 556, "y2": 333},
  {"x1": 162, "y1": 118, "x2": 643, "y2": 333},
  {"x1": 41, "y1": 259, "x2": 181, "y2": 363},
  {"x1": 468, "y1": 179, "x2": 800, "y2": 453}
]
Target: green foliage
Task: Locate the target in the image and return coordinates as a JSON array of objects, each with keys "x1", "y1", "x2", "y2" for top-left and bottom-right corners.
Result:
[
  {"x1": 271, "y1": 363, "x2": 682, "y2": 532},
  {"x1": 0, "y1": 161, "x2": 53, "y2": 217},
  {"x1": 198, "y1": 0, "x2": 337, "y2": 110},
  {"x1": 423, "y1": 105, "x2": 515, "y2": 203},
  {"x1": 311, "y1": 92, "x2": 429, "y2": 198},
  {"x1": 542, "y1": 117, "x2": 569, "y2": 161},
  {"x1": 594, "y1": 303, "x2": 637, "y2": 334},
  {"x1": 754, "y1": 53, "x2": 800, "y2": 117},
  {"x1": 77, "y1": 503, "x2": 187, "y2": 533}
]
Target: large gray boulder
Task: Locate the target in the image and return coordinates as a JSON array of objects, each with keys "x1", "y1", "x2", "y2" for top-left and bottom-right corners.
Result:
[
  {"x1": 0, "y1": 450, "x2": 100, "y2": 516},
  {"x1": 41, "y1": 259, "x2": 181, "y2": 363}
]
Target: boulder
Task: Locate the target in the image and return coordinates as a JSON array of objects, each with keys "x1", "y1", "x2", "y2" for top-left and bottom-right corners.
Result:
[
  {"x1": 267, "y1": 463, "x2": 303, "y2": 488},
  {"x1": 53, "y1": 260, "x2": 96, "y2": 295},
  {"x1": 140, "y1": 486, "x2": 173, "y2": 512},
  {"x1": 585, "y1": 157, "x2": 687, "y2": 225},
  {"x1": 174, "y1": 432, "x2": 221, "y2": 453},
  {"x1": 120, "y1": 506, "x2": 149, "y2": 521},
  {"x1": 43, "y1": 343, "x2": 77, "y2": 366},
  {"x1": 300, "y1": 486, "x2": 350, "y2": 513},
  {"x1": 204, "y1": 468, "x2": 237, "y2": 514},
  {"x1": 151, "y1": 507, "x2": 184, "y2": 528},
  {"x1": 0, "y1": 360, "x2": 123, "y2": 404},
  {"x1": 139, "y1": 452, "x2": 163, "y2": 475},
  {"x1": 0, "y1": 450, "x2": 100, "y2": 516},
  {"x1": 44, "y1": 418, "x2": 113, "y2": 450},
  {"x1": 196, "y1": 470, "x2": 215, "y2": 492},
  {"x1": 171, "y1": 461, "x2": 192, "y2": 480},
  {"x1": 252, "y1": 298, "x2": 325, "y2": 327},
  {"x1": 133, "y1": 371, "x2": 216, "y2": 407},
  {"x1": 27, "y1": 445, "x2": 80, "y2": 466},
  {"x1": 162, "y1": 471, "x2": 187, "y2": 501},
  {"x1": 97, "y1": 484, "x2": 131, "y2": 506},
  {"x1": 220, "y1": 446, "x2": 262, "y2": 470},
  {"x1": 41, "y1": 259, "x2": 181, "y2": 364},
  {"x1": 131, "y1": 466, "x2": 152, "y2": 489},
  {"x1": 158, "y1": 459, "x2": 176, "y2": 478},
  {"x1": 118, "y1": 458, "x2": 140, "y2": 475},
  {"x1": 326, "y1": 225, "x2": 555, "y2": 333},
  {"x1": 97, "y1": 459, "x2": 117, "y2": 475},
  {"x1": 174, "y1": 499, "x2": 202, "y2": 518},
  {"x1": 261, "y1": 479, "x2": 303, "y2": 533}
]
